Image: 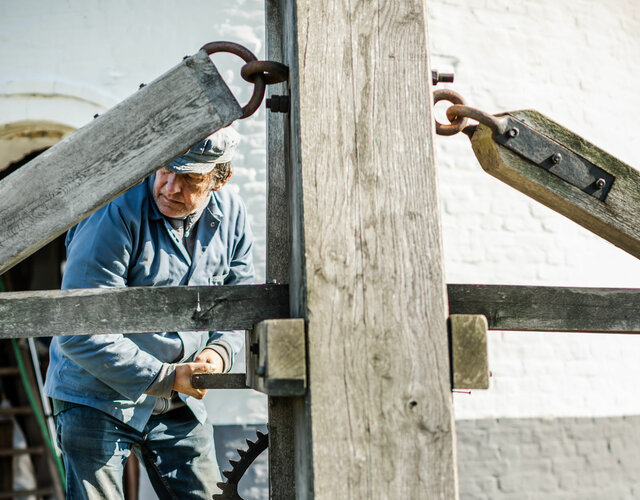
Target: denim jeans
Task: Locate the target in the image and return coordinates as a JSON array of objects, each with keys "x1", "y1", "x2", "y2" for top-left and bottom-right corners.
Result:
[{"x1": 54, "y1": 405, "x2": 222, "y2": 499}]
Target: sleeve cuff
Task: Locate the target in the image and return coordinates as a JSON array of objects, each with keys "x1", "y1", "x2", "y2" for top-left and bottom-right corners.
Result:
[
  {"x1": 144, "y1": 363, "x2": 177, "y2": 398},
  {"x1": 204, "y1": 342, "x2": 232, "y2": 373}
]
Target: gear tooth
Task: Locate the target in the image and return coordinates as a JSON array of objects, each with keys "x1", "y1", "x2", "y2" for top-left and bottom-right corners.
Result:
[
  {"x1": 238, "y1": 449, "x2": 247, "y2": 458},
  {"x1": 229, "y1": 459, "x2": 239, "y2": 467},
  {"x1": 246, "y1": 438, "x2": 254, "y2": 447},
  {"x1": 216, "y1": 482, "x2": 227, "y2": 490},
  {"x1": 222, "y1": 469, "x2": 233, "y2": 479},
  {"x1": 212, "y1": 495, "x2": 224, "y2": 500},
  {"x1": 256, "y1": 430, "x2": 266, "y2": 438}
]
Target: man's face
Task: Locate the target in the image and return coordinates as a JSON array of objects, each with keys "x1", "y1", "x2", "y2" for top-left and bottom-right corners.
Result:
[{"x1": 153, "y1": 167, "x2": 214, "y2": 218}]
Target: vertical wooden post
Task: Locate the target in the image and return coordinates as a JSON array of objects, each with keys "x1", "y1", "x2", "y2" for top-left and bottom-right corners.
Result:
[
  {"x1": 265, "y1": 1, "x2": 296, "y2": 499},
  {"x1": 273, "y1": 0, "x2": 460, "y2": 497}
]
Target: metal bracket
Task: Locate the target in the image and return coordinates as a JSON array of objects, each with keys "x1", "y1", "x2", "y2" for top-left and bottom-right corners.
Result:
[
  {"x1": 246, "y1": 318, "x2": 306, "y2": 396},
  {"x1": 494, "y1": 115, "x2": 614, "y2": 201},
  {"x1": 450, "y1": 314, "x2": 490, "y2": 390}
]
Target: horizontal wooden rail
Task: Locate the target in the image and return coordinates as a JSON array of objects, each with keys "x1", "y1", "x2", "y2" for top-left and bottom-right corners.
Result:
[
  {"x1": 1, "y1": 283, "x2": 638, "y2": 338},
  {"x1": 0, "y1": 284, "x2": 289, "y2": 338},
  {"x1": 448, "y1": 284, "x2": 640, "y2": 333}
]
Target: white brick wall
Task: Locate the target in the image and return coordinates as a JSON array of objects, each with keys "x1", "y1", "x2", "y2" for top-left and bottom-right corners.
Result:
[{"x1": 428, "y1": 0, "x2": 640, "y2": 420}]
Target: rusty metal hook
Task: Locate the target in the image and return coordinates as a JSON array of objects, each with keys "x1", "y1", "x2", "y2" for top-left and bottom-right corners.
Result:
[
  {"x1": 241, "y1": 60, "x2": 289, "y2": 85},
  {"x1": 433, "y1": 89, "x2": 469, "y2": 136},
  {"x1": 200, "y1": 41, "x2": 266, "y2": 119},
  {"x1": 434, "y1": 88, "x2": 507, "y2": 137}
]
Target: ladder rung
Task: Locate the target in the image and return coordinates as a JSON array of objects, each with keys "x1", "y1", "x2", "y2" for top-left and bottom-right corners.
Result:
[
  {"x1": 0, "y1": 367, "x2": 20, "y2": 376},
  {"x1": 0, "y1": 406, "x2": 33, "y2": 416},
  {"x1": 0, "y1": 446, "x2": 44, "y2": 457},
  {"x1": 0, "y1": 488, "x2": 55, "y2": 499}
]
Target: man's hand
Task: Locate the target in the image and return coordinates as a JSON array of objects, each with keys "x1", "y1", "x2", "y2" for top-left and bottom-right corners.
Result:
[
  {"x1": 172, "y1": 362, "x2": 219, "y2": 399},
  {"x1": 194, "y1": 348, "x2": 225, "y2": 371}
]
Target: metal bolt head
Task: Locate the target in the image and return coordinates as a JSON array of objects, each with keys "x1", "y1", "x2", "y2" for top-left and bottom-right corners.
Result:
[
  {"x1": 507, "y1": 127, "x2": 519, "y2": 138},
  {"x1": 551, "y1": 153, "x2": 562, "y2": 164},
  {"x1": 256, "y1": 365, "x2": 266, "y2": 377},
  {"x1": 595, "y1": 178, "x2": 606, "y2": 189}
]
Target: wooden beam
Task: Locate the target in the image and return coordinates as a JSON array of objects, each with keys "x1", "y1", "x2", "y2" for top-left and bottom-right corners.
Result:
[
  {"x1": 191, "y1": 373, "x2": 247, "y2": 390},
  {"x1": 287, "y1": 0, "x2": 459, "y2": 497},
  {"x1": 0, "y1": 49, "x2": 242, "y2": 275},
  {"x1": 265, "y1": 2, "x2": 297, "y2": 498},
  {"x1": 470, "y1": 111, "x2": 640, "y2": 260},
  {"x1": 448, "y1": 284, "x2": 640, "y2": 333},
  {"x1": 0, "y1": 284, "x2": 288, "y2": 338}
]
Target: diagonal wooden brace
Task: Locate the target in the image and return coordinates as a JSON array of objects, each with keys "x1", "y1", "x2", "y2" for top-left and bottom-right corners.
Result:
[
  {"x1": 470, "y1": 110, "x2": 640, "y2": 260},
  {"x1": 0, "y1": 49, "x2": 242, "y2": 275}
]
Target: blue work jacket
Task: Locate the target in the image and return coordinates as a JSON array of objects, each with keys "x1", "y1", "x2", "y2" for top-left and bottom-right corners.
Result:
[{"x1": 44, "y1": 174, "x2": 254, "y2": 431}]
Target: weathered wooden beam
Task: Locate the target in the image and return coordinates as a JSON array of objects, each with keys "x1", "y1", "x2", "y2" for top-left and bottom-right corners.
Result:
[
  {"x1": 470, "y1": 111, "x2": 640, "y2": 260},
  {"x1": 0, "y1": 49, "x2": 242, "y2": 275},
  {"x1": 0, "y1": 284, "x2": 288, "y2": 338},
  {"x1": 265, "y1": 2, "x2": 297, "y2": 498},
  {"x1": 448, "y1": 284, "x2": 640, "y2": 333},
  {"x1": 286, "y1": 0, "x2": 459, "y2": 497}
]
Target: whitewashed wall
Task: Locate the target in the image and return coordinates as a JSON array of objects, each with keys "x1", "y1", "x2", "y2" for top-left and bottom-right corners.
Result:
[
  {"x1": 2, "y1": 0, "x2": 640, "y2": 446},
  {"x1": 428, "y1": 0, "x2": 640, "y2": 420}
]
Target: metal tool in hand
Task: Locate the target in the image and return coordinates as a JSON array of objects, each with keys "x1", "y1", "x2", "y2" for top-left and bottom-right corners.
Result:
[{"x1": 434, "y1": 89, "x2": 640, "y2": 260}]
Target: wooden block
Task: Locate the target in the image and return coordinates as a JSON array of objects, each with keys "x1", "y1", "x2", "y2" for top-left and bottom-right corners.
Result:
[
  {"x1": 246, "y1": 319, "x2": 306, "y2": 396},
  {"x1": 470, "y1": 110, "x2": 640, "y2": 260},
  {"x1": 450, "y1": 314, "x2": 489, "y2": 390},
  {"x1": 0, "y1": 49, "x2": 242, "y2": 275}
]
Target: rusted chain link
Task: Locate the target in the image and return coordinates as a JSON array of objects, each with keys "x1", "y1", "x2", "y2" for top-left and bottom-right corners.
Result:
[
  {"x1": 433, "y1": 89, "x2": 469, "y2": 136},
  {"x1": 434, "y1": 89, "x2": 507, "y2": 136},
  {"x1": 241, "y1": 60, "x2": 288, "y2": 85},
  {"x1": 200, "y1": 41, "x2": 288, "y2": 119}
]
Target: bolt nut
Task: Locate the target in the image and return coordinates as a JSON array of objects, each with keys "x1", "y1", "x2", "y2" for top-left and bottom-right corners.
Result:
[
  {"x1": 507, "y1": 127, "x2": 519, "y2": 138},
  {"x1": 551, "y1": 153, "x2": 562, "y2": 164},
  {"x1": 595, "y1": 178, "x2": 606, "y2": 189},
  {"x1": 266, "y1": 94, "x2": 290, "y2": 113},
  {"x1": 256, "y1": 365, "x2": 266, "y2": 377}
]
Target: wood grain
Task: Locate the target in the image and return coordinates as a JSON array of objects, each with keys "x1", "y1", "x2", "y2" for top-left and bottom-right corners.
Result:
[
  {"x1": 0, "y1": 50, "x2": 242, "y2": 275},
  {"x1": 289, "y1": 0, "x2": 459, "y2": 497}
]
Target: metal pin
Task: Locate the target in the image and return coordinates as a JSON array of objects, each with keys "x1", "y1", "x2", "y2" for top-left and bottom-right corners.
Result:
[
  {"x1": 595, "y1": 178, "x2": 606, "y2": 189},
  {"x1": 196, "y1": 291, "x2": 201, "y2": 313}
]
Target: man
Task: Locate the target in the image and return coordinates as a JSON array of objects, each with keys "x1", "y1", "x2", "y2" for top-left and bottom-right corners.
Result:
[{"x1": 44, "y1": 127, "x2": 253, "y2": 499}]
